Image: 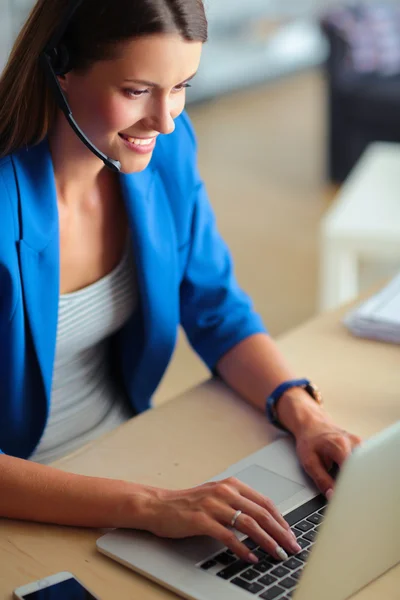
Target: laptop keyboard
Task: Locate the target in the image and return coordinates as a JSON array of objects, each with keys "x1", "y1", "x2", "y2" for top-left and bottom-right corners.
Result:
[{"x1": 198, "y1": 495, "x2": 327, "y2": 599}]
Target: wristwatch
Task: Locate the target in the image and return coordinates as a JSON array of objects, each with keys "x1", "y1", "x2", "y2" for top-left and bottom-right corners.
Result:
[{"x1": 266, "y1": 378, "x2": 323, "y2": 432}]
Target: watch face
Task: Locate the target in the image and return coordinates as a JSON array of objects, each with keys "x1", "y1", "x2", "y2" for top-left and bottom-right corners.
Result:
[{"x1": 307, "y1": 383, "x2": 323, "y2": 405}]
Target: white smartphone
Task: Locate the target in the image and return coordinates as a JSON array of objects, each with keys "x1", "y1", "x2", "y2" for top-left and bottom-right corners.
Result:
[{"x1": 13, "y1": 571, "x2": 101, "y2": 599}]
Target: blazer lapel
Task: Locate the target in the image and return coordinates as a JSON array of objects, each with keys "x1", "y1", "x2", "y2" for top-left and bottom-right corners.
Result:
[
  {"x1": 12, "y1": 141, "x2": 59, "y2": 402},
  {"x1": 119, "y1": 167, "x2": 179, "y2": 406},
  {"x1": 11, "y1": 140, "x2": 178, "y2": 414}
]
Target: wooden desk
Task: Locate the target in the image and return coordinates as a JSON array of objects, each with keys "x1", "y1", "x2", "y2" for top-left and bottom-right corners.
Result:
[{"x1": 1, "y1": 301, "x2": 399, "y2": 599}]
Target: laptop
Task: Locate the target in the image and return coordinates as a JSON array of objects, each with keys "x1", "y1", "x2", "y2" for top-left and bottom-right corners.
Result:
[{"x1": 97, "y1": 420, "x2": 400, "y2": 600}]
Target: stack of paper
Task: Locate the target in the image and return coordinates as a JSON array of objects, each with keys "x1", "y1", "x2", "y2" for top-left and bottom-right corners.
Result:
[{"x1": 344, "y1": 272, "x2": 400, "y2": 344}]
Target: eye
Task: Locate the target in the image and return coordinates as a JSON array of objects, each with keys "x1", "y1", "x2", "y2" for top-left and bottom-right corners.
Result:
[
  {"x1": 124, "y1": 88, "x2": 149, "y2": 99},
  {"x1": 173, "y1": 83, "x2": 192, "y2": 93}
]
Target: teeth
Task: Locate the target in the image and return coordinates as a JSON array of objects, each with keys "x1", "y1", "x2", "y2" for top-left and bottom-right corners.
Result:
[{"x1": 124, "y1": 135, "x2": 153, "y2": 146}]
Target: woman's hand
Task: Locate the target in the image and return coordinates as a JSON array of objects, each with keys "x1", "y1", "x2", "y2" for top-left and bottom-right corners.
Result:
[
  {"x1": 138, "y1": 478, "x2": 302, "y2": 563},
  {"x1": 294, "y1": 416, "x2": 362, "y2": 499}
]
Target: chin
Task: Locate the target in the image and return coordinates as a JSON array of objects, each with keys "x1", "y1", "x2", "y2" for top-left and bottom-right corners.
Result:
[{"x1": 119, "y1": 154, "x2": 153, "y2": 175}]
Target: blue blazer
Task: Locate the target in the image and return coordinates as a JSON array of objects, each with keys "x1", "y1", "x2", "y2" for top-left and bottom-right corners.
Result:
[{"x1": 0, "y1": 112, "x2": 266, "y2": 459}]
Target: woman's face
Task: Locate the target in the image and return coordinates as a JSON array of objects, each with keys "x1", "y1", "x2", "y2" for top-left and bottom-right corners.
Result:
[{"x1": 60, "y1": 34, "x2": 203, "y2": 174}]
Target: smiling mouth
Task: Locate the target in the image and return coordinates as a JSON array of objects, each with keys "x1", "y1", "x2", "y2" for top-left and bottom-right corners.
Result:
[{"x1": 119, "y1": 133, "x2": 155, "y2": 146}]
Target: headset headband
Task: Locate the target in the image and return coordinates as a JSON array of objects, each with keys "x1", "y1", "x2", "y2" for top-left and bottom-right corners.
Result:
[{"x1": 44, "y1": 0, "x2": 85, "y2": 60}]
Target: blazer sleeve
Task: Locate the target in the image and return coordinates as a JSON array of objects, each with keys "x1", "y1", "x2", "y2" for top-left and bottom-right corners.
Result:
[{"x1": 178, "y1": 115, "x2": 268, "y2": 370}]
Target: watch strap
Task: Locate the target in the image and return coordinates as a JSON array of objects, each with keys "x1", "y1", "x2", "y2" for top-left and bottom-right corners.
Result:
[{"x1": 266, "y1": 378, "x2": 322, "y2": 431}]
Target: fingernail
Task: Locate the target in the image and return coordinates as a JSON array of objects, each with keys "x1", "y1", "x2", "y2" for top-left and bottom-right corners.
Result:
[
  {"x1": 290, "y1": 539, "x2": 302, "y2": 553},
  {"x1": 276, "y1": 546, "x2": 289, "y2": 561},
  {"x1": 248, "y1": 553, "x2": 259, "y2": 564},
  {"x1": 326, "y1": 488, "x2": 334, "y2": 501}
]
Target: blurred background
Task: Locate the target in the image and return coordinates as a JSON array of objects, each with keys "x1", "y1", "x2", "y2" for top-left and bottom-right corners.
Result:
[{"x1": 2, "y1": 0, "x2": 400, "y2": 403}]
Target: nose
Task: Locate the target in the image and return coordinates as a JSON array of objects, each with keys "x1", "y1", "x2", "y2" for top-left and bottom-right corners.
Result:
[{"x1": 148, "y1": 97, "x2": 175, "y2": 135}]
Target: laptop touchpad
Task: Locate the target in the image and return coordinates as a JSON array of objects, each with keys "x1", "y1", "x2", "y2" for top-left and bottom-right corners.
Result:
[{"x1": 233, "y1": 465, "x2": 305, "y2": 505}]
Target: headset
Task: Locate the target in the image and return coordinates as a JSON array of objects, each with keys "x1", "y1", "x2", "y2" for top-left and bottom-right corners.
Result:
[{"x1": 41, "y1": 0, "x2": 122, "y2": 172}]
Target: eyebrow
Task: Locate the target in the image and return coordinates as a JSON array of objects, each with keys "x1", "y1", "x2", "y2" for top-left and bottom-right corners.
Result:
[{"x1": 123, "y1": 72, "x2": 197, "y2": 87}]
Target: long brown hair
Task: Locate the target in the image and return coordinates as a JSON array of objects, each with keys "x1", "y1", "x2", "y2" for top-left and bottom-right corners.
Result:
[{"x1": 0, "y1": 0, "x2": 208, "y2": 158}]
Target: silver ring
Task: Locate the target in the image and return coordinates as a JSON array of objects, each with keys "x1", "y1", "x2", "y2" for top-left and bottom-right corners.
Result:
[{"x1": 230, "y1": 510, "x2": 242, "y2": 528}]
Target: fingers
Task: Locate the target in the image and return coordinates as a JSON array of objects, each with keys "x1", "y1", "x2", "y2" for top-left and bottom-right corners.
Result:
[
  {"x1": 230, "y1": 496, "x2": 301, "y2": 557},
  {"x1": 233, "y1": 479, "x2": 291, "y2": 532},
  {"x1": 351, "y1": 433, "x2": 363, "y2": 447},
  {"x1": 203, "y1": 479, "x2": 300, "y2": 560},
  {"x1": 304, "y1": 433, "x2": 359, "y2": 497},
  {"x1": 202, "y1": 514, "x2": 291, "y2": 564},
  {"x1": 302, "y1": 453, "x2": 334, "y2": 496},
  {"x1": 321, "y1": 435, "x2": 353, "y2": 468},
  {"x1": 202, "y1": 518, "x2": 260, "y2": 564},
  {"x1": 231, "y1": 513, "x2": 290, "y2": 561}
]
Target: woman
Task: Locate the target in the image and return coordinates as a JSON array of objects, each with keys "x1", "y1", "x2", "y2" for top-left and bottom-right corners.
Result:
[{"x1": 0, "y1": 0, "x2": 361, "y2": 565}]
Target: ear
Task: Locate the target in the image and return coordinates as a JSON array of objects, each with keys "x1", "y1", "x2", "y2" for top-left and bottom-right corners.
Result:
[{"x1": 57, "y1": 73, "x2": 69, "y2": 93}]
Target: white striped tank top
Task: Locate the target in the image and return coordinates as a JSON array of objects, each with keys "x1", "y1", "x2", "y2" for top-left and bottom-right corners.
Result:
[{"x1": 30, "y1": 242, "x2": 137, "y2": 464}]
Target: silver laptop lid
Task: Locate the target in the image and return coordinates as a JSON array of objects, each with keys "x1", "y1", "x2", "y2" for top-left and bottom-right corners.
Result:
[{"x1": 294, "y1": 419, "x2": 400, "y2": 600}]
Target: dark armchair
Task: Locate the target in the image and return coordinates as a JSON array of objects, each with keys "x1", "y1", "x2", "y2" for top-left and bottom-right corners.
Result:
[{"x1": 321, "y1": 18, "x2": 400, "y2": 183}]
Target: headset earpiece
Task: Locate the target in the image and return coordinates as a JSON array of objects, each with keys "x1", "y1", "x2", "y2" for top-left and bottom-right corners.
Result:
[{"x1": 50, "y1": 43, "x2": 70, "y2": 76}]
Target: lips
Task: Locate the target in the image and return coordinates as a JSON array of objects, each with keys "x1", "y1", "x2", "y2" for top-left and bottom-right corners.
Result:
[
  {"x1": 119, "y1": 133, "x2": 155, "y2": 146},
  {"x1": 118, "y1": 133, "x2": 157, "y2": 155}
]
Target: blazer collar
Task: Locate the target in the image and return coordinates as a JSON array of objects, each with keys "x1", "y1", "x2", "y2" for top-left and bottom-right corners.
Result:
[{"x1": 12, "y1": 139, "x2": 158, "y2": 251}]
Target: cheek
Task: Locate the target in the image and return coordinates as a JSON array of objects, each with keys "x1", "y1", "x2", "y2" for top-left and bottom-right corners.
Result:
[
  {"x1": 92, "y1": 93, "x2": 141, "y2": 133},
  {"x1": 83, "y1": 90, "x2": 187, "y2": 134}
]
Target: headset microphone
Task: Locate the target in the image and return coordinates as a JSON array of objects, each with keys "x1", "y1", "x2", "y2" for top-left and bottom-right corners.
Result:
[{"x1": 41, "y1": 0, "x2": 121, "y2": 172}]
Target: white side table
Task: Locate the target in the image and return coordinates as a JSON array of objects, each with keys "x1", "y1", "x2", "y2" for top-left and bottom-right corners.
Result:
[{"x1": 319, "y1": 142, "x2": 400, "y2": 311}]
